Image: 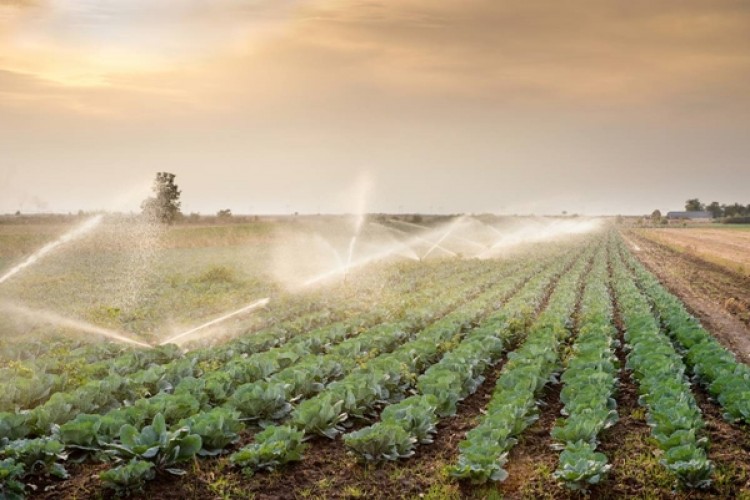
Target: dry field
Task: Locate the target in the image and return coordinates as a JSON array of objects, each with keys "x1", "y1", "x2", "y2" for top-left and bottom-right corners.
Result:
[{"x1": 637, "y1": 227, "x2": 750, "y2": 277}]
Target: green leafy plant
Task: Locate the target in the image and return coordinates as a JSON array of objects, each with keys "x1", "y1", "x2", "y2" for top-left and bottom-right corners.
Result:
[
  {"x1": 2, "y1": 437, "x2": 68, "y2": 479},
  {"x1": 379, "y1": 396, "x2": 439, "y2": 444},
  {"x1": 611, "y1": 236, "x2": 713, "y2": 487},
  {"x1": 0, "y1": 458, "x2": 25, "y2": 500},
  {"x1": 0, "y1": 413, "x2": 30, "y2": 441},
  {"x1": 554, "y1": 441, "x2": 611, "y2": 489},
  {"x1": 100, "y1": 459, "x2": 155, "y2": 497},
  {"x1": 179, "y1": 407, "x2": 244, "y2": 456},
  {"x1": 551, "y1": 252, "x2": 617, "y2": 490},
  {"x1": 343, "y1": 423, "x2": 416, "y2": 462},
  {"x1": 624, "y1": 244, "x2": 750, "y2": 428},
  {"x1": 449, "y1": 247, "x2": 591, "y2": 483},
  {"x1": 229, "y1": 426, "x2": 306, "y2": 476},
  {"x1": 291, "y1": 395, "x2": 347, "y2": 439},
  {"x1": 228, "y1": 381, "x2": 293, "y2": 422},
  {"x1": 342, "y1": 257, "x2": 567, "y2": 465},
  {"x1": 56, "y1": 414, "x2": 106, "y2": 451},
  {"x1": 107, "y1": 413, "x2": 202, "y2": 476}
]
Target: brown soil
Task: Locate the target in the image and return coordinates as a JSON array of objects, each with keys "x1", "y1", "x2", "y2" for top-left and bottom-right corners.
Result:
[
  {"x1": 642, "y1": 229, "x2": 750, "y2": 275},
  {"x1": 692, "y1": 386, "x2": 750, "y2": 497},
  {"x1": 623, "y1": 230, "x2": 750, "y2": 363},
  {"x1": 492, "y1": 377, "x2": 569, "y2": 499}
]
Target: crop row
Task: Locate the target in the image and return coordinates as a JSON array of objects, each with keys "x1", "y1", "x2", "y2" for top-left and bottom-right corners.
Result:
[
  {"x1": 0, "y1": 259, "x2": 493, "y2": 421},
  {"x1": 551, "y1": 246, "x2": 618, "y2": 490},
  {"x1": 187, "y1": 258, "x2": 495, "y2": 364},
  {"x1": 0, "y1": 259, "x2": 485, "y2": 413},
  {"x1": 0, "y1": 261, "x2": 503, "y2": 443},
  {"x1": 0, "y1": 257, "x2": 526, "y2": 470},
  {"x1": 214, "y1": 262, "x2": 526, "y2": 429},
  {"x1": 609, "y1": 235, "x2": 712, "y2": 488},
  {"x1": 340, "y1": 242, "x2": 582, "y2": 463},
  {"x1": 0, "y1": 240, "x2": 592, "y2": 496},
  {"x1": 228, "y1": 252, "x2": 569, "y2": 475},
  {"x1": 1, "y1": 260, "x2": 529, "y2": 495},
  {"x1": 618, "y1": 241, "x2": 750, "y2": 425},
  {"x1": 446, "y1": 241, "x2": 596, "y2": 483}
]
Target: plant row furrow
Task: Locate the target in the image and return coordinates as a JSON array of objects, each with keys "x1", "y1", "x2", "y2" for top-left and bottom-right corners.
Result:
[
  {"x1": 0, "y1": 261, "x2": 501, "y2": 442},
  {"x1": 619, "y1": 238, "x2": 750, "y2": 425},
  {"x1": 609, "y1": 234, "x2": 712, "y2": 488},
  {"x1": 445, "y1": 242, "x2": 595, "y2": 483},
  {"x1": 0, "y1": 261, "x2": 523, "y2": 493},
  {"x1": 341, "y1": 247, "x2": 581, "y2": 463},
  {"x1": 551, "y1": 245, "x2": 618, "y2": 490},
  {"x1": 228, "y1": 251, "x2": 579, "y2": 474},
  {"x1": 0, "y1": 260, "x2": 482, "y2": 413}
]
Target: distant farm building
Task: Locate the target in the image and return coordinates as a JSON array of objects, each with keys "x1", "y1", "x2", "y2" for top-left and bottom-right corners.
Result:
[{"x1": 666, "y1": 211, "x2": 712, "y2": 221}]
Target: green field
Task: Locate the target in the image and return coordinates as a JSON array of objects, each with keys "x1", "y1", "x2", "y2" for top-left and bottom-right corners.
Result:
[{"x1": 1, "y1": 217, "x2": 750, "y2": 499}]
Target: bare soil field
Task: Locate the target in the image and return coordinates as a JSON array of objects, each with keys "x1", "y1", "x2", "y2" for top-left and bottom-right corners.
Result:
[{"x1": 638, "y1": 227, "x2": 750, "y2": 277}]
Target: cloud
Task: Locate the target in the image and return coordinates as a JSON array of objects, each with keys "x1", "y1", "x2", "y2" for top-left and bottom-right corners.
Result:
[
  {"x1": 1, "y1": 0, "x2": 749, "y2": 120},
  {"x1": 273, "y1": 1, "x2": 750, "y2": 112}
]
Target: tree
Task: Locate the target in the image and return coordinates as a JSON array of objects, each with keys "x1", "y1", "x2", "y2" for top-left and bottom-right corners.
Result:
[
  {"x1": 706, "y1": 201, "x2": 723, "y2": 219},
  {"x1": 141, "y1": 172, "x2": 181, "y2": 224},
  {"x1": 724, "y1": 203, "x2": 747, "y2": 218},
  {"x1": 685, "y1": 198, "x2": 704, "y2": 212},
  {"x1": 650, "y1": 209, "x2": 662, "y2": 221},
  {"x1": 217, "y1": 209, "x2": 232, "y2": 219}
]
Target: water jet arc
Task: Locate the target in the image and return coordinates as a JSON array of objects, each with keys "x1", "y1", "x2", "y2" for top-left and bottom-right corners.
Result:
[
  {"x1": 159, "y1": 297, "x2": 271, "y2": 346},
  {"x1": 421, "y1": 217, "x2": 466, "y2": 260},
  {"x1": 372, "y1": 222, "x2": 456, "y2": 258},
  {"x1": 0, "y1": 215, "x2": 104, "y2": 285},
  {"x1": 0, "y1": 301, "x2": 152, "y2": 348}
]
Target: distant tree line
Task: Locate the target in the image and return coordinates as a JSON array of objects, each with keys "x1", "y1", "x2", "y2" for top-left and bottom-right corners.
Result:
[{"x1": 684, "y1": 198, "x2": 750, "y2": 218}]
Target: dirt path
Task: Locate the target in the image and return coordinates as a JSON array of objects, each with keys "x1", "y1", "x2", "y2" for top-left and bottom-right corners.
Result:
[{"x1": 622, "y1": 230, "x2": 750, "y2": 364}]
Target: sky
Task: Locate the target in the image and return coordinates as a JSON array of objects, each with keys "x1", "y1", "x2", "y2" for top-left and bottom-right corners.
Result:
[{"x1": 1, "y1": 0, "x2": 749, "y2": 215}]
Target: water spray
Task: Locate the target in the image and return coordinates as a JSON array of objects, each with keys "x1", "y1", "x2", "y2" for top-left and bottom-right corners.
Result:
[
  {"x1": 316, "y1": 234, "x2": 345, "y2": 268},
  {"x1": 478, "y1": 218, "x2": 603, "y2": 258},
  {"x1": 468, "y1": 217, "x2": 504, "y2": 237},
  {"x1": 0, "y1": 301, "x2": 152, "y2": 348},
  {"x1": 397, "y1": 216, "x2": 491, "y2": 252},
  {"x1": 0, "y1": 214, "x2": 104, "y2": 285},
  {"x1": 427, "y1": 218, "x2": 489, "y2": 251},
  {"x1": 421, "y1": 217, "x2": 465, "y2": 260},
  {"x1": 387, "y1": 218, "x2": 478, "y2": 258},
  {"x1": 300, "y1": 241, "x2": 419, "y2": 288},
  {"x1": 342, "y1": 174, "x2": 371, "y2": 283},
  {"x1": 372, "y1": 222, "x2": 456, "y2": 258},
  {"x1": 159, "y1": 297, "x2": 271, "y2": 346},
  {"x1": 344, "y1": 213, "x2": 366, "y2": 283}
]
